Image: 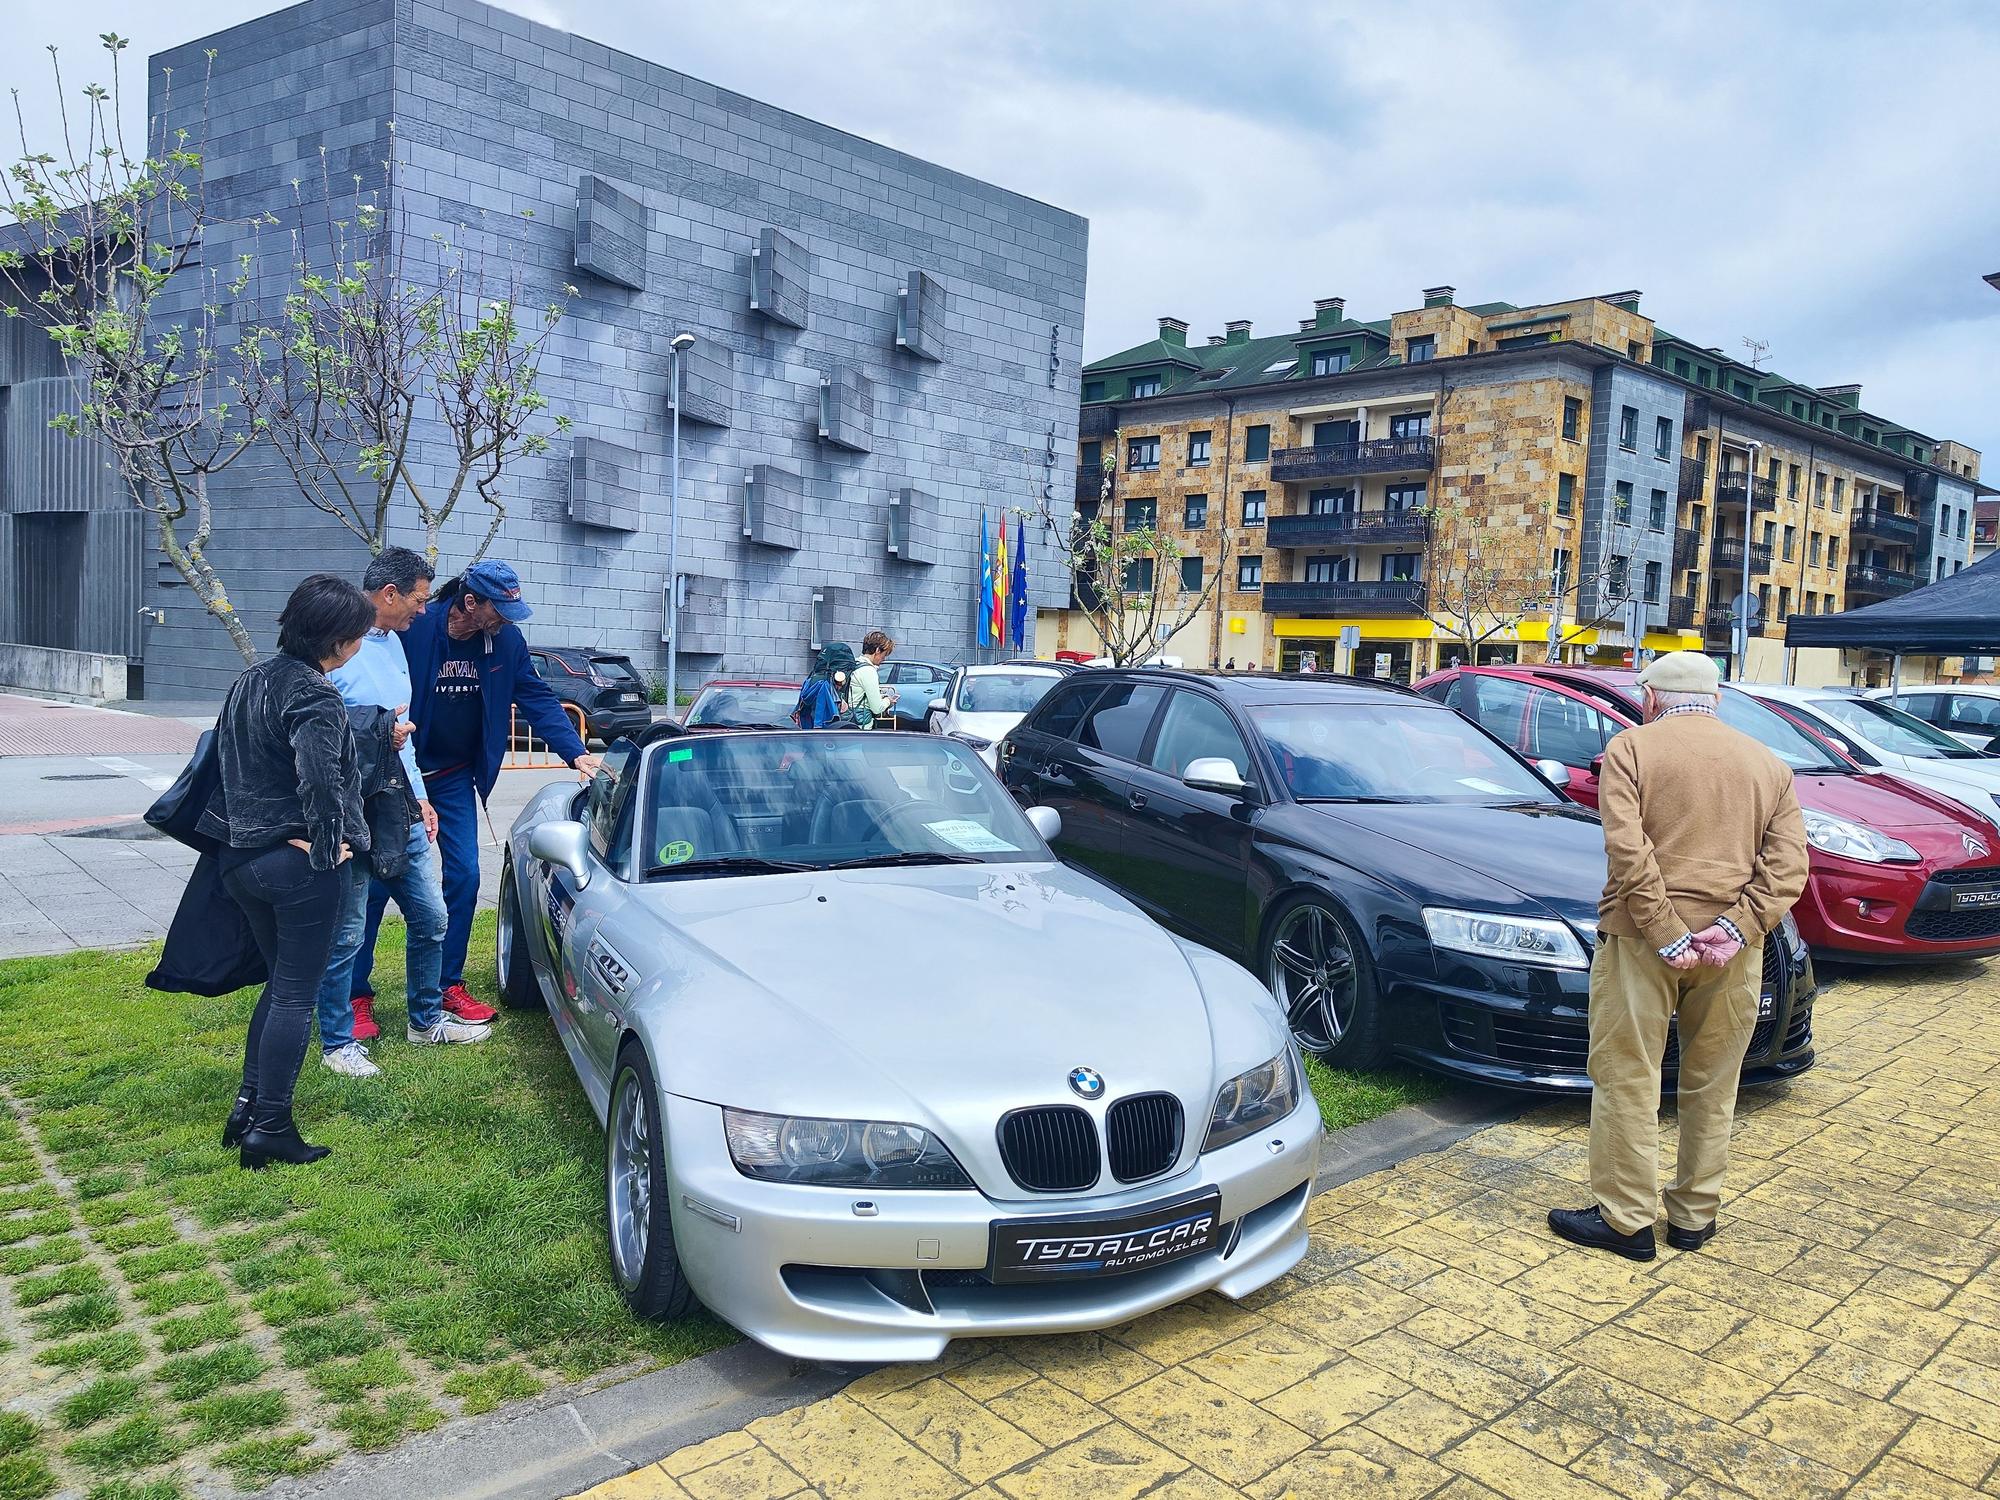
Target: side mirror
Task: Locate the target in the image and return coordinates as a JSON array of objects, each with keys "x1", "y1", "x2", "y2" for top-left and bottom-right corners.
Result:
[
  {"x1": 529, "y1": 820, "x2": 591, "y2": 889},
  {"x1": 1589, "y1": 754, "x2": 1605, "y2": 778},
  {"x1": 1533, "y1": 758, "x2": 1570, "y2": 787},
  {"x1": 1026, "y1": 805, "x2": 1062, "y2": 842},
  {"x1": 1183, "y1": 757, "x2": 1250, "y2": 796}
]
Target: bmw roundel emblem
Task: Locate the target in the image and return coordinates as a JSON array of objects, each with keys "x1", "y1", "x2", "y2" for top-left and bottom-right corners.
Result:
[{"x1": 1068, "y1": 1066, "x2": 1105, "y2": 1099}]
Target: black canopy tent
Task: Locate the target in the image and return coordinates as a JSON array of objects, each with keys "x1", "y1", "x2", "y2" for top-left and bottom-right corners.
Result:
[{"x1": 1785, "y1": 551, "x2": 2000, "y2": 655}]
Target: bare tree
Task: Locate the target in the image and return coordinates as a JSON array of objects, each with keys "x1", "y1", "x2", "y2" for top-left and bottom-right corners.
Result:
[
  {"x1": 1035, "y1": 461, "x2": 1232, "y2": 665},
  {"x1": 1426, "y1": 544, "x2": 1630, "y2": 668},
  {"x1": 236, "y1": 139, "x2": 574, "y2": 562},
  {"x1": 0, "y1": 37, "x2": 265, "y2": 661}
]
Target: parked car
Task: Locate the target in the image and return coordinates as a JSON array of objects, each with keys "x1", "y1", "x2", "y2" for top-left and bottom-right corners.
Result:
[
  {"x1": 528, "y1": 647, "x2": 654, "y2": 744},
  {"x1": 1742, "y1": 684, "x2": 2000, "y2": 830},
  {"x1": 681, "y1": 679, "x2": 801, "y2": 731},
  {"x1": 1868, "y1": 684, "x2": 2000, "y2": 752},
  {"x1": 997, "y1": 670, "x2": 1816, "y2": 1092},
  {"x1": 496, "y1": 728, "x2": 1319, "y2": 1359},
  {"x1": 880, "y1": 658, "x2": 951, "y2": 727},
  {"x1": 1417, "y1": 664, "x2": 2000, "y2": 964},
  {"x1": 925, "y1": 663, "x2": 1066, "y2": 768}
]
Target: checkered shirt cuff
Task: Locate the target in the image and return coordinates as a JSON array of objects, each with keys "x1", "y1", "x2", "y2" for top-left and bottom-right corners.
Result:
[{"x1": 1658, "y1": 932, "x2": 1696, "y2": 961}]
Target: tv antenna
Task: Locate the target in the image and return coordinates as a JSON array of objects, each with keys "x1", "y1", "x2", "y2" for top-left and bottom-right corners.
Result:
[{"x1": 1741, "y1": 336, "x2": 1769, "y2": 370}]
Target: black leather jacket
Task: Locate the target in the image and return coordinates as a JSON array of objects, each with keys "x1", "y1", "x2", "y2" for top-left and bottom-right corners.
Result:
[
  {"x1": 345, "y1": 703, "x2": 420, "y2": 881},
  {"x1": 197, "y1": 654, "x2": 368, "y2": 870}
]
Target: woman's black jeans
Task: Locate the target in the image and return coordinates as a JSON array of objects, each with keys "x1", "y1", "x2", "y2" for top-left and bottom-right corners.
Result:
[{"x1": 223, "y1": 844, "x2": 342, "y2": 1131}]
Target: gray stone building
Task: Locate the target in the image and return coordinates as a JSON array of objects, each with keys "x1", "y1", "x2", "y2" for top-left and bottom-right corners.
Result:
[{"x1": 0, "y1": 0, "x2": 1087, "y2": 697}]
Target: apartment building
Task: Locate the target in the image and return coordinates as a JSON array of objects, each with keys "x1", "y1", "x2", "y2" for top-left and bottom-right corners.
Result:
[{"x1": 1056, "y1": 288, "x2": 1988, "y2": 686}]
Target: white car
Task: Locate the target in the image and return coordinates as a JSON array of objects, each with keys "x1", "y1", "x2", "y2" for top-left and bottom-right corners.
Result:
[
  {"x1": 926, "y1": 663, "x2": 1066, "y2": 768},
  {"x1": 1868, "y1": 684, "x2": 2000, "y2": 751},
  {"x1": 1745, "y1": 684, "x2": 2000, "y2": 829}
]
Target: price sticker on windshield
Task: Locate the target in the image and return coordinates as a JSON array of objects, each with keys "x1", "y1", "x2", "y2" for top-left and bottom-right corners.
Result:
[{"x1": 925, "y1": 819, "x2": 1015, "y2": 853}]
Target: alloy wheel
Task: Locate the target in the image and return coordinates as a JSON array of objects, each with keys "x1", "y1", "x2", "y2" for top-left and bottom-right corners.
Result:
[
  {"x1": 1268, "y1": 904, "x2": 1358, "y2": 1054},
  {"x1": 607, "y1": 1071, "x2": 652, "y2": 1288},
  {"x1": 496, "y1": 877, "x2": 514, "y2": 980}
]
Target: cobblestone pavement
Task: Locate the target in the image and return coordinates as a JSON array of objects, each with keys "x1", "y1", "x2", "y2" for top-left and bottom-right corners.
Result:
[{"x1": 574, "y1": 965, "x2": 2000, "y2": 1500}]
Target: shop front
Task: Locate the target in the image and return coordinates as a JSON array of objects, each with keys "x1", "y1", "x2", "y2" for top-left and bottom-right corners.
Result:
[{"x1": 1271, "y1": 617, "x2": 1703, "y2": 682}]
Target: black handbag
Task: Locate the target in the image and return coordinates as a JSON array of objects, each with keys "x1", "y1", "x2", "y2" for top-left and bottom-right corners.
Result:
[{"x1": 145, "y1": 730, "x2": 222, "y2": 852}]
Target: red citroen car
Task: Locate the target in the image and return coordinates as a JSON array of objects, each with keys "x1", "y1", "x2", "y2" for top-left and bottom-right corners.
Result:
[{"x1": 1414, "y1": 665, "x2": 2000, "y2": 964}]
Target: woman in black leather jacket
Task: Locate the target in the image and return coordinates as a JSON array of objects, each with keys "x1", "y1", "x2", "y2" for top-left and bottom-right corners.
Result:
[{"x1": 205, "y1": 575, "x2": 376, "y2": 1169}]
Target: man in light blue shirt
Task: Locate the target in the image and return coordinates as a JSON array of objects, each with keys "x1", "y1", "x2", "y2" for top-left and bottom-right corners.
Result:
[{"x1": 317, "y1": 547, "x2": 489, "y2": 1075}]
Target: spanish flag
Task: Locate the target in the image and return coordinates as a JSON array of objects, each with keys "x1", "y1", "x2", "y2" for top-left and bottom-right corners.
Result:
[{"x1": 991, "y1": 510, "x2": 1009, "y2": 647}]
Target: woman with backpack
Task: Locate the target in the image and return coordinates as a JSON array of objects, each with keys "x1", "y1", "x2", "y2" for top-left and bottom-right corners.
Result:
[{"x1": 792, "y1": 642, "x2": 868, "y2": 729}]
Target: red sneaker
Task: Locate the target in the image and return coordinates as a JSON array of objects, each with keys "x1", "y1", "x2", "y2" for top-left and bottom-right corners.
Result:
[
  {"x1": 350, "y1": 995, "x2": 381, "y2": 1042},
  {"x1": 441, "y1": 984, "x2": 499, "y2": 1024}
]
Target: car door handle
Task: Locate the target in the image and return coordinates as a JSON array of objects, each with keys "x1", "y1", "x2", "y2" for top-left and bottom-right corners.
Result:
[{"x1": 1128, "y1": 791, "x2": 1147, "y2": 810}]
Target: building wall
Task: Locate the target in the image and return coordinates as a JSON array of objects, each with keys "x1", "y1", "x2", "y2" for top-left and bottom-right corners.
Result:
[{"x1": 1580, "y1": 364, "x2": 1682, "y2": 633}]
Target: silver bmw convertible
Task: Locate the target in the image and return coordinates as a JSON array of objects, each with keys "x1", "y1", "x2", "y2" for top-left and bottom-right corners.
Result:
[{"x1": 496, "y1": 726, "x2": 1320, "y2": 1362}]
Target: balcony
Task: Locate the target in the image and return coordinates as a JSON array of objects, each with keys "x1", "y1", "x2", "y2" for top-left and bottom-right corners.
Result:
[
  {"x1": 1075, "y1": 466, "x2": 1108, "y2": 504},
  {"x1": 1269, "y1": 435, "x2": 1436, "y2": 482},
  {"x1": 1262, "y1": 579, "x2": 1428, "y2": 616},
  {"x1": 1846, "y1": 563, "x2": 1918, "y2": 599},
  {"x1": 1672, "y1": 526, "x2": 1701, "y2": 570},
  {"x1": 1710, "y1": 538, "x2": 1774, "y2": 576},
  {"x1": 1266, "y1": 509, "x2": 1432, "y2": 550},
  {"x1": 1669, "y1": 594, "x2": 1696, "y2": 633},
  {"x1": 1678, "y1": 463, "x2": 1707, "y2": 503},
  {"x1": 1850, "y1": 508, "x2": 1920, "y2": 547},
  {"x1": 1714, "y1": 471, "x2": 1779, "y2": 511},
  {"x1": 1703, "y1": 605, "x2": 1763, "y2": 640},
  {"x1": 1079, "y1": 404, "x2": 1119, "y2": 439}
]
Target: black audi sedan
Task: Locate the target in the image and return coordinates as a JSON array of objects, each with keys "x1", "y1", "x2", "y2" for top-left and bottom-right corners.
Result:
[{"x1": 999, "y1": 670, "x2": 1816, "y2": 1093}]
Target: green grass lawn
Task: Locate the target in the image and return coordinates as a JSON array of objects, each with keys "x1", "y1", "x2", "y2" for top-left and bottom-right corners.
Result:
[{"x1": 0, "y1": 916, "x2": 1443, "y2": 1497}]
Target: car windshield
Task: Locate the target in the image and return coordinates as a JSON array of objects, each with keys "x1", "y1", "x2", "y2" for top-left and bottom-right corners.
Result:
[
  {"x1": 959, "y1": 673, "x2": 1057, "y2": 715},
  {"x1": 1249, "y1": 703, "x2": 1560, "y2": 805},
  {"x1": 686, "y1": 685, "x2": 798, "y2": 728},
  {"x1": 642, "y1": 732, "x2": 1044, "y2": 876},
  {"x1": 590, "y1": 656, "x2": 644, "y2": 688},
  {"x1": 1715, "y1": 690, "x2": 1848, "y2": 772},
  {"x1": 1809, "y1": 695, "x2": 1988, "y2": 760}
]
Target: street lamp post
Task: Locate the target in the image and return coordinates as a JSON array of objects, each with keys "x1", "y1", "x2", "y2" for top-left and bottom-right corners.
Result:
[
  {"x1": 1737, "y1": 439, "x2": 1761, "y2": 681},
  {"x1": 667, "y1": 332, "x2": 696, "y2": 717}
]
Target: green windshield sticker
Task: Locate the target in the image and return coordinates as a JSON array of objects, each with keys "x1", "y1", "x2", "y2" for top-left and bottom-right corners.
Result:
[
  {"x1": 659, "y1": 840, "x2": 695, "y2": 865},
  {"x1": 668, "y1": 747, "x2": 694, "y2": 763}
]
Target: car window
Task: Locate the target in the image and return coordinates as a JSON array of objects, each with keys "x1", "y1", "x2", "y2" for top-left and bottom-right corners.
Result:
[
  {"x1": 1896, "y1": 692, "x2": 1942, "y2": 723},
  {"x1": 1948, "y1": 695, "x2": 2000, "y2": 731},
  {"x1": 589, "y1": 656, "x2": 644, "y2": 688},
  {"x1": 1811, "y1": 696, "x2": 1980, "y2": 760},
  {"x1": 1416, "y1": 676, "x2": 1457, "y2": 708},
  {"x1": 1076, "y1": 683, "x2": 1166, "y2": 762},
  {"x1": 1030, "y1": 683, "x2": 1103, "y2": 742},
  {"x1": 1463, "y1": 676, "x2": 1535, "y2": 757},
  {"x1": 585, "y1": 739, "x2": 641, "y2": 868},
  {"x1": 1525, "y1": 689, "x2": 1613, "y2": 768},
  {"x1": 1249, "y1": 703, "x2": 1559, "y2": 805},
  {"x1": 958, "y1": 672, "x2": 1059, "y2": 715},
  {"x1": 686, "y1": 685, "x2": 798, "y2": 728},
  {"x1": 1715, "y1": 690, "x2": 1846, "y2": 771},
  {"x1": 531, "y1": 654, "x2": 557, "y2": 682},
  {"x1": 1147, "y1": 691, "x2": 1251, "y2": 779}
]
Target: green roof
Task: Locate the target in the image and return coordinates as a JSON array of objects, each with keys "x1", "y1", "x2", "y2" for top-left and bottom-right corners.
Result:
[{"x1": 1084, "y1": 318, "x2": 1397, "y2": 397}]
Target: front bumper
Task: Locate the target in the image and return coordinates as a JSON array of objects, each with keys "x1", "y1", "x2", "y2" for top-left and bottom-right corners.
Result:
[
  {"x1": 1793, "y1": 858, "x2": 2000, "y2": 962},
  {"x1": 659, "y1": 1089, "x2": 1321, "y2": 1363}
]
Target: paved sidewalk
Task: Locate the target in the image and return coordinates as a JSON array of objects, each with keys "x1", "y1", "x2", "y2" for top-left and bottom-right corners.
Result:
[{"x1": 574, "y1": 966, "x2": 2000, "y2": 1500}]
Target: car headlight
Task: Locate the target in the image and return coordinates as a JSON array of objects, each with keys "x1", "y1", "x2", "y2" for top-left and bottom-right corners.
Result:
[
  {"x1": 1779, "y1": 911, "x2": 1804, "y2": 954},
  {"x1": 721, "y1": 1108, "x2": 972, "y2": 1188},
  {"x1": 1202, "y1": 1052, "x2": 1301, "y2": 1153},
  {"x1": 1423, "y1": 908, "x2": 1589, "y2": 970},
  {"x1": 1801, "y1": 809, "x2": 1917, "y2": 864}
]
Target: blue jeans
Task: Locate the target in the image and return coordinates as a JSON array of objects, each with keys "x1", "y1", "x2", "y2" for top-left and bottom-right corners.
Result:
[{"x1": 328, "y1": 824, "x2": 448, "y2": 1041}]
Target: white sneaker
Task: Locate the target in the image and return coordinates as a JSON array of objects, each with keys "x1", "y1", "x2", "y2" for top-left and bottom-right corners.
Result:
[
  {"x1": 322, "y1": 1042, "x2": 382, "y2": 1078},
  {"x1": 407, "y1": 1018, "x2": 492, "y2": 1046}
]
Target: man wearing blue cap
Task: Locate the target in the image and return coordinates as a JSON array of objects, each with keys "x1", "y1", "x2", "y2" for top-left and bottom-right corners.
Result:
[{"x1": 366, "y1": 560, "x2": 598, "y2": 1021}]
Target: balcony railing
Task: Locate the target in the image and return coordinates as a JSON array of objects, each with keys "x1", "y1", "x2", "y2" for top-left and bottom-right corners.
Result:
[
  {"x1": 1078, "y1": 404, "x2": 1119, "y2": 439},
  {"x1": 1262, "y1": 579, "x2": 1428, "y2": 616},
  {"x1": 1710, "y1": 538, "x2": 1774, "y2": 576},
  {"x1": 1673, "y1": 526, "x2": 1701, "y2": 571},
  {"x1": 1703, "y1": 604, "x2": 1765, "y2": 639},
  {"x1": 1846, "y1": 563, "x2": 1918, "y2": 597},
  {"x1": 1669, "y1": 594, "x2": 1697, "y2": 633},
  {"x1": 1678, "y1": 463, "x2": 1707, "y2": 503},
  {"x1": 1266, "y1": 509, "x2": 1432, "y2": 550},
  {"x1": 1269, "y1": 435, "x2": 1436, "y2": 482},
  {"x1": 1714, "y1": 471, "x2": 1779, "y2": 511},
  {"x1": 1850, "y1": 509, "x2": 1920, "y2": 547},
  {"x1": 1075, "y1": 466, "x2": 1108, "y2": 504}
]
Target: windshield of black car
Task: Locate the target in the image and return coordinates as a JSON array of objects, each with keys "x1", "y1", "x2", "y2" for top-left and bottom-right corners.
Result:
[
  {"x1": 642, "y1": 732, "x2": 1044, "y2": 875},
  {"x1": 958, "y1": 673, "x2": 1058, "y2": 714},
  {"x1": 1809, "y1": 695, "x2": 1987, "y2": 760},
  {"x1": 1249, "y1": 703, "x2": 1561, "y2": 805},
  {"x1": 1715, "y1": 690, "x2": 1848, "y2": 772},
  {"x1": 686, "y1": 686, "x2": 798, "y2": 728}
]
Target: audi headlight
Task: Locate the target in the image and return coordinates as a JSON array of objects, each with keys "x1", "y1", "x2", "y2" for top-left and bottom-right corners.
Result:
[
  {"x1": 1779, "y1": 911, "x2": 1804, "y2": 955},
  {"x1": 1202, "y1": 1052, "x2": 1301, "y2": 1153},
  {"x1": 1801, "y1": 809, "x2": 1917, "y2": 864},
  {"x1": 721, "y1": 1108, "x2": 972, "y2": 1188},
  {"x1": 1423, "y1": 908, "x2": 1589, "y2": 970}
]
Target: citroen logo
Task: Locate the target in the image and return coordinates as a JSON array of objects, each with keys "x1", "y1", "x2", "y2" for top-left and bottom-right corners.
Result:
[
  {"x1": 1964, "y1": 832, "x2": 1989, "y2": 859},
  {"x1": 1067, "y1": 1067, "x2": 1104, "y2": 1100}
]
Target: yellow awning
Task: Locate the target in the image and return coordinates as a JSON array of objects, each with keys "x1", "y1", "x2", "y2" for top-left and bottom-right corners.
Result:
[{"x1": 1274, "y1": 618, "x2": 1436, "y2": 640}]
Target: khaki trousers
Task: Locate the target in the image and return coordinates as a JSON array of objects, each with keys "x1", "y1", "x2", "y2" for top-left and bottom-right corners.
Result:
[{"x1": 1586, "y1": 933, "x2": 1760, "y2": 1236}]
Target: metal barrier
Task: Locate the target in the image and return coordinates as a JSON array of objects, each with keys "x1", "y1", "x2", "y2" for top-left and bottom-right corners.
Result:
[{"x1": 503, "y1": 702, "x2": 588, "y2": 770}]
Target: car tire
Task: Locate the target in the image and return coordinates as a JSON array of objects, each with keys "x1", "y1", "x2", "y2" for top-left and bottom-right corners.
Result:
[
  {"x1": 606, "y1": 1039, "x2": 698, "y2": 1322},
  {"x1": 496, "y1": 866, "x2": 543, "y2": 1012},
  {"x1": 1261, "y1": 894, "x2": 1387, "y2": 1069}
]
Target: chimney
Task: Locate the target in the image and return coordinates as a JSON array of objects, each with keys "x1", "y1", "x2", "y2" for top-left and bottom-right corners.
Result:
[
  {"x1": 1314, "y1": 296, "x2": 1346, "y2": 329},
  {"x1": 1207, "y1": 334, "x2": 1227, "y2": 346},
  {"x1": 1423, "y1": 285, "x2": 1456, "y2": 309},
  {"x1": 1224, "y1": 319, "x2": 1253, "y2": 344},
  {"x1": 1157, "y1": 316, "x2": 1189, "y2": 348},
  {"x1": 1604, "y1": 289, "x2": 1642, "y2": 312},
  {"x1": 1819, "y1": 383, "x2": 1862, "y2": 408},
  {"x1": 1298, "y1": 319, "x2": 1316, "y2": 332}
]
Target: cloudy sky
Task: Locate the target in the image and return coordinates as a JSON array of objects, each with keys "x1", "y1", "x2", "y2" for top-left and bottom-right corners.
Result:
[{"x1": 12, "y1": 1, "x2": 2000, "y2": 458}]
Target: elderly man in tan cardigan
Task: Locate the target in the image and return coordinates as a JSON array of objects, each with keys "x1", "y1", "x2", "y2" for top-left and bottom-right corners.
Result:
[{"x1": 1550, "y1": 650, "x2": 1809, "y2": 1261}]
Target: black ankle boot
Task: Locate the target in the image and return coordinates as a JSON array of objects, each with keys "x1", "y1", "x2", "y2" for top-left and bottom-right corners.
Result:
[
  {"x1": 222, "y1": 1093, "x2": 256, "y2": 1150},
  {"x1": 239, "y1": 1121, "x2": 330, "y2": 1170}
]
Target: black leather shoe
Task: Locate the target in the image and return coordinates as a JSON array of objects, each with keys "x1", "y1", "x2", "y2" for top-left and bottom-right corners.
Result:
[
  {"x1": 1548, "y1": 1205, "x2": 1657, "y2": 1262},
  {"x1": 221, "y1": 1093, "x2": 256, "y2": 1150},
  {"x1": 1666, "y1": 1220, "x2": 1718, "y2": 1251},
  {"x1": 239, "y1": 1124, "x2": 331, "y2": 1170}
]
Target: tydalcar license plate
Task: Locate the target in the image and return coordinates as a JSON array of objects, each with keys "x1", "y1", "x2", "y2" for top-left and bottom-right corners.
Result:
[
  {"x1": 1951, "y1": 885, "x2": 2000, "y2": 909},
  {"x1": 990, "y1": 1191, "x2": 1221, "y2": 1282}
]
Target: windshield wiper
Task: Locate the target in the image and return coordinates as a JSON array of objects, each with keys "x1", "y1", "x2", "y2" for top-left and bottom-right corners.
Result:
[
  {"x1": 822, "y1": 851, "x2": 989, "y2": 869},
  {"x1": 645, "y1": 855, "x2": 817, "y2": 878},
  {"x1": 1295, "y1": 795, "x2": 1407, "y2": 804}
]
